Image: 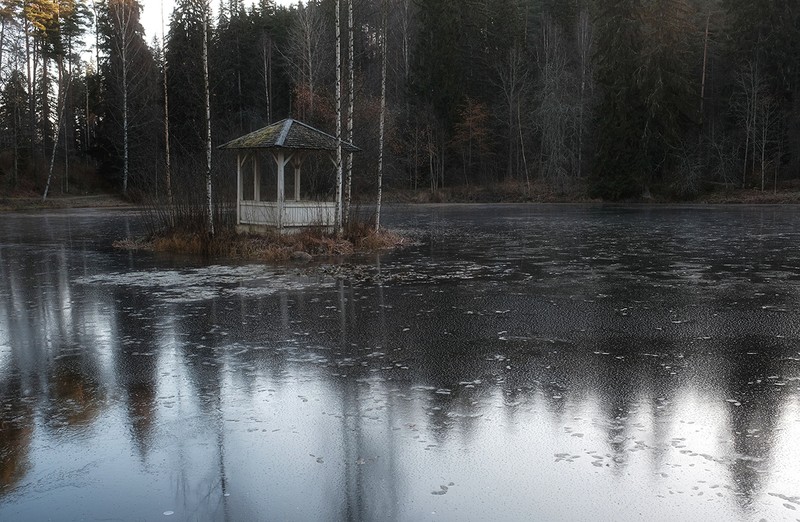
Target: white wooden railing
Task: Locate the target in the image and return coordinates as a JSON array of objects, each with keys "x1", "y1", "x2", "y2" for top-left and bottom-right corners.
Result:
[{"x1": 239, "y1": 201, "x2": 336, "y2": 229}]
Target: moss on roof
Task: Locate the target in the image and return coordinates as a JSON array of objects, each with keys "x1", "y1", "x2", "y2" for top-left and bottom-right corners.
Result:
[{"x1": 219, "y1": 119, "x2": 359, "y2": 152}]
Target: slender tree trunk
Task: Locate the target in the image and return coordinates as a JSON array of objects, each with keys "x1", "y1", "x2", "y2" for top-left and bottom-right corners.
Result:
[
  {"x1": 42, "y1": 54, "x2": 50, "y2": 164},
  {"x1": 761, "y1": 122, "x2": 767, "y2": 192},
  {"x1": 518, "y1": 103, "x2": 530, "y2": 194},
  {"x1": 43, "y1": 77, "x2": 69, "y2": 201},
  {"x1": 162, "y1": 1, "x2": 172, "y2": 207},
  {"x1": 263, "y1": 36, "x2": 271, "y2": 122},
  {"x1": 376, "y1": 0, "x2": 387, "y2": 232},
  {"x1": 751, "y1": 68, "x2": 758, "y2": 177},
  {"x1": 699, "y1": 13, "x2": 710, "y2": 126},
  {"x1": 24, "y1": 22, "x2": 37, "y2": 182},
  {"x1": 344, "y1": 0, "x2": 354, "y2": 224},
  {"x1": 85, "y1": 68, "x2": 90, "y2": 151},
  {"x1": 742, "y1": 68, "x2": 752, "y2": 187},
  {"x1": 120, "y1": 4, "x2": 129, "y2": 196},
  {"x1": 577, "y1": 9, "x2": 591, "y2": 179},
  {"x1": 774, "y1": 139, "x2": 781, "y2": 194},
  {"x1": 203, "y1": 13, "x2": 214, "y2": 236},
  {"x1": 334, "y1": 0, "x2": 343, "y2": 237},
  {"x1": 13, "y1": 102, "x2": 19, "y2": 186},
  {"x1": 0, "y1": 16, "x2": 6, "y2": 76}
]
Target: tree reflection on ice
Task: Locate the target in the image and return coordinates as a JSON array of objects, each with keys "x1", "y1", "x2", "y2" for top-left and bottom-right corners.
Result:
[{"x1": 1, "y1": 206, "x2": 800, "y2": 520}]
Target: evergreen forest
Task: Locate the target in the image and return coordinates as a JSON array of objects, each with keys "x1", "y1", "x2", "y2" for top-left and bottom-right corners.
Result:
[{"x1": 0, "y1": 0, "x2": 798, "y2": 205}]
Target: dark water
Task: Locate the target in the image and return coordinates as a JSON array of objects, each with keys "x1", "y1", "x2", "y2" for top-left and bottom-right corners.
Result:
[{"x1": 1, "y1": 205, "x2": 800, "y2": 521}]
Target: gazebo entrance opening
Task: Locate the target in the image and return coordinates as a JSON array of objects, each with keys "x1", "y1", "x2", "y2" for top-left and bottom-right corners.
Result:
[{"x1": 236, "y1": 150, "x2": 336, "y2": 234}]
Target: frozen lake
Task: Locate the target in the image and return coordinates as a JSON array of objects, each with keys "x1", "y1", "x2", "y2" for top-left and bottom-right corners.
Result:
[{"x1": 1, "y1": 204, "x2": 800, "y2": 521}]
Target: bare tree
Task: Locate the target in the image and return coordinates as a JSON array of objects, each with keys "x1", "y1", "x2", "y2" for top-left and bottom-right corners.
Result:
[
  {"x1": 284, "y1": 1, "x2": 328, "y2": 119},
  {"x1": 495, "y1": 47, "x2": 529, "y2": 185},
  {"x1": 161, "y1": 0, "x2": 172, "y2": 206},
  {"x1": 334, "y1": 0, "x2": 343, "y2": 236},
  {"x1": 575, "y1": 6, "x2": 593, "y2": 179},
  {"x1": 376, "y1": 0, "x2": 387, "y2": 231},
  {"x1": 534, "y1": 16, "x2": 574, "y2": 189},
  {"x1": 344, "y1": 0, "x2": 354, "y2": 223},
  {"x1": 735, "y1": 61, "x2": 767, "y2": 188},
  {"x1": 202, "y1": 7, "x2": 213, "y2": 235},
  {"x1": 757, "y1": 93, "x2": 777, "y2": 191},
  {"x1": 42, "y1": 74, "x2": 69, "y2": 200},
  {"x1": 260, "y1": 31, "x2": 272, "y2": 122},
  {"x1": 105, "y1": 0, "x2": 151, "y2": 196}
]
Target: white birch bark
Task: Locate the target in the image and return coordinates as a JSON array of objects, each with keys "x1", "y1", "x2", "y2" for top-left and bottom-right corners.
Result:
[
  {"x1": 203, "y1": 11, "x2": 214, "y2": 236},
  {"x1": 120, "y1": 4, "x2": 129, "y2": 195},
  {"x1": 162, "y1": 0, "x2": 172, "y2": 207},
  {"x1": 344, "y1": 0, "x2": 354, "y2": 224},
  {"x1": 43, "y1": 74, "x2": 69, "y2": 201},
  {"x1": 376, "y1": 0, "x2": 387, "y2": 232},
  {"x1": 334, "y1": 0, "x2": 343, "y2": 236}
]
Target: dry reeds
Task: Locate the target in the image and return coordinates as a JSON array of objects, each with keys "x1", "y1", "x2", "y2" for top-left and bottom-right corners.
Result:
[{"x1": 117, "y1": 218, "x2": 406, "y2": 262}]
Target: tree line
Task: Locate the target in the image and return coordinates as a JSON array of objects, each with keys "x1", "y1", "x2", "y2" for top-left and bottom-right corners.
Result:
[{"x1": 0, "y1": 0, "x2": 797, "y2": 206}]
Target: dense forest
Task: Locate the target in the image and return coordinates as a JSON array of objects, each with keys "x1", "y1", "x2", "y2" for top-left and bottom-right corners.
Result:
[{"x1": 0, "y1": 0, "x2": 798, "y2": 205}]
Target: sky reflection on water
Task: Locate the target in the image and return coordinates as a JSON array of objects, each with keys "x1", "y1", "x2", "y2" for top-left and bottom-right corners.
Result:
[{"x1": 1, "y1": 205, "x2": 800, "y2": 521}]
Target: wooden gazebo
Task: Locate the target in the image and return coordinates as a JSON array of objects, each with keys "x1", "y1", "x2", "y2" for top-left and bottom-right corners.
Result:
[{"x1": 219, "y1": 118, "x2": 359, "y2": 234}]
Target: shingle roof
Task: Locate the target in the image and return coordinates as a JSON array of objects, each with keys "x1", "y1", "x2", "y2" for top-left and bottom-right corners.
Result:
[{"x1": 218, "y1": 118, "x2": 359, "y2": 152}]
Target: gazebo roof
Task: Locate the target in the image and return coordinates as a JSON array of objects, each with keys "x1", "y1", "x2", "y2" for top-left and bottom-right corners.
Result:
[{"x1": 219, "y1": 118, "x2": 359, "y2": 152}]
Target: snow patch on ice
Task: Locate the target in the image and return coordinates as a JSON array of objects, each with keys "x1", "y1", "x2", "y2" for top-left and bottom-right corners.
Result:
[{"x1": 75, "y1": 265, "x2": 334, "y2": 303}]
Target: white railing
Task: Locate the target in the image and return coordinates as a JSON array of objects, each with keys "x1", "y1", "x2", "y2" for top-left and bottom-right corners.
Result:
[{"x1": 239, "y1": 201, "x2": 336, "y2": 229}]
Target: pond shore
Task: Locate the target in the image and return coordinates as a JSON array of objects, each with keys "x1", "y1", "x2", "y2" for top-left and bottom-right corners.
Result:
[
  {"x1": 4, "y1": 184, "x2": 800, "y2": 213},
  {"x1": 0, "y1": 193, "x2": 133, "y2": 211},
  {"x1": 383, "y1": 181, "x2": 800, "y2": 204}
]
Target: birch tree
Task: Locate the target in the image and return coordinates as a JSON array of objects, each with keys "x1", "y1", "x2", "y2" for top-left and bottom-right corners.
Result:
[
  {"x1": 494, "y1": 47, "x2": 529, "y2": 184},
  {"x1": 343, "y1": 0, "x2": 353, "y2": 224},
  {"x1": 285, "y1": 0, "x2": 328, "y2": 120},
  {"x1": 101, "y1": 0, "x2": 150, "y2": 196},
  {"x1": 575, "y1": 6, "x2": 593, "y2": 179},
  {"x1": 334, "y1": 0, "x2": 342, "y2": 236},
  {"x1": 375, "y1": 0, "x2": 387, "y2": 231},
  {"x1": 160, "y1": 0, "x2": 171, "y2": 205},
  {"x1": 735, "y1": 61, "x2": 767, "y2": 187},
  {"x1": 202, "y1": 6, "x2": 212, "y2": 235}
]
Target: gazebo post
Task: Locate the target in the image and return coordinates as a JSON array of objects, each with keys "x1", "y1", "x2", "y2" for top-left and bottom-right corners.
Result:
[
  {"x1": 253, "y1": 153, "x2": 260, "y2": 203},
  {"x1": 274, "y1": 151, "x2": 294, "y2": 233},
  {"x1": 276, "y1": 151, "x2": 285, "y2": 232},
  {"x1": 292, "y1": 154, "x2": 302, "y2": 201},
  {"x1": 236, "y1": 152, "x2": 243, "y2": 225}
]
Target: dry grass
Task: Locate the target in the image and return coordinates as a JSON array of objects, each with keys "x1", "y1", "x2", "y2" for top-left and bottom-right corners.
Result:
[
  {"x1": 696, "y1": 188, "x2": 800, "y2": 204},
  {"x1": 383, "y1": 179, "x2": 594, "y2": 204},
  {"x1": 1, "y1": 194, "x2": 131, "y2": 211},
  {"x1": 116, "y1": 223, "x2": 408, "y2": 262}
]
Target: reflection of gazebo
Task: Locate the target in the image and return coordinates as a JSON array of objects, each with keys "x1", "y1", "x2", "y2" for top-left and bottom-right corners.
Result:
[{"x1": 219, "y1": 118, "x2": 359, "y2": 234}]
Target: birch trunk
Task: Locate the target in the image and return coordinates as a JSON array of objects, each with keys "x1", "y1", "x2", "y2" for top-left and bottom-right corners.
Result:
[
  {"x1": 162, "y1": 0, "x2": 172, "y2": 207},
  {"x1": 699, "y1": 13, "x2": 710, "y2": 125},
  {"x1": 576, "y1": 8, "x2": 592, "y2": 179},
  {"x1": 110, "y1": 1, "x2": 132, "y2": 195},
  {"x1": 263, "y1": 36, "x2": 271, "y2": 122},
  {"x1": 203, "y1": 13, "x2": 214, "y2": 236},
  {"x1": 334, "y1": 0, "x2": 343, "y2": 237},
  {"x1": 43, "y1": 75, "x2": 69, "y2": 201},
  {"x1": 344, "y1": 0, "x2": 354, "y2": 224},
  {"x1": 376, "y1": 0, "x2": 387, "y2": 232}
]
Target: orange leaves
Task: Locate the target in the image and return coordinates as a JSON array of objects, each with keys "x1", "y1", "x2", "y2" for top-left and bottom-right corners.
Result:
[{"x1": 452, "y1": 96, "x2": 491, "y2": 154}]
